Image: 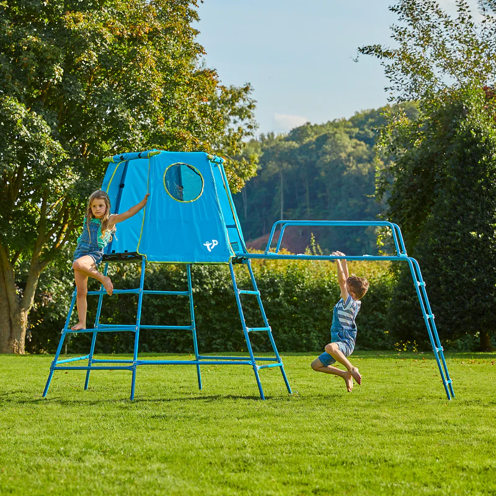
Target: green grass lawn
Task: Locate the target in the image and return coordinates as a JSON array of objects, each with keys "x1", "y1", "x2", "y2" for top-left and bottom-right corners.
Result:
[{"x1": 1, "y1": 351, "x2": 495, "y2": 495}]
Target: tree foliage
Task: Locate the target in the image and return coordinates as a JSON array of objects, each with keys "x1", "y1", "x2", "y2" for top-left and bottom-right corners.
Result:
[
  {"x1": 0, "y1": 0, "x2": 257, "y2": 353},
  {"x1": 360, "y1": 0, "x2": 496, "y2": 350},
  {"x1": 234, "y1": 105, "x2": 417, "y2": 255}
]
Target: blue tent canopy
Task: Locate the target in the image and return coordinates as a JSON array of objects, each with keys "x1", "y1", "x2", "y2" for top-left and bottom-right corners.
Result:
[{"x1": 101, "y1": 151, "x2": 246, "y2": 263}]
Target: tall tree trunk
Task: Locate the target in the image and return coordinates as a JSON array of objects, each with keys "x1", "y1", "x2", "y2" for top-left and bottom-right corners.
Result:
[
  {"x1": 0, "y1": 245, "x2": 42, "y2": 354},
  {"x1": 280, "y1": 170, "x2": 284, "y2": 220},
  {"x1": 0, "y1": 259, "x2": 25, "y2": 354},
  {"x1": 479, "y1": 331, "x2": 493, "y2": 352}
]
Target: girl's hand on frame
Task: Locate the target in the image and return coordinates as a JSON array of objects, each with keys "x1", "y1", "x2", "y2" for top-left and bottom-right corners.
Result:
[{"x1": 143, "y1": 193, "x2": 150, "y2": 203}]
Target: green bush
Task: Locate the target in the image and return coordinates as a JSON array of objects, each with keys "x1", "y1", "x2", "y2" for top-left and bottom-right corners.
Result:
[{"x1": 28, "y1": 257, "x2": 394, "y2": 354}]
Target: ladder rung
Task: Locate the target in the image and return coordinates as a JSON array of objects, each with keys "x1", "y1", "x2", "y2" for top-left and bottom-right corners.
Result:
[
  {"x1": 142, "y1": 290, "x2": 189, "y2": 296},
  {"x1": 87, "y1": 288, "x2": 140, "y2": 295},
  {"x1": 65, "y1": 326, "x2": 136, "y2": 333},
  {"x1": 247, "y1": 327, "x2": 271, "y2": 332},
  {"x1": 426, "y1": 314, "x2": 435, "y2": 319},
  {"x1": 417, "y1": 282, "x2": 426, "y2": 287},
  {"x1": 139, "y1": 325, "x2": 192, "y2": 330},
  {"x1": 238, "y1": 290, "x2": 259, "y2": 295},
  {"x1": 435, "y1": 346, "x2": 444, "y2": 352}
]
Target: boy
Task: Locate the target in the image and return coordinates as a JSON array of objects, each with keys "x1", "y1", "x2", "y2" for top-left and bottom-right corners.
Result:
[{"x1": 311, "y1": 251, "x2": 369, "y2": 392}]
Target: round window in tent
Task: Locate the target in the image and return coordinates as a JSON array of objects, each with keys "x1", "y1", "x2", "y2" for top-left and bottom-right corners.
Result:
[{"x1": 163, "y1": 163, "x2": 204, "y2": 203}]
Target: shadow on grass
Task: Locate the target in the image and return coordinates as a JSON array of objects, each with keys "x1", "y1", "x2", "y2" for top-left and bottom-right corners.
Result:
[{"x1": 22, "y1": 393, "x2": 275, "y2": 407}]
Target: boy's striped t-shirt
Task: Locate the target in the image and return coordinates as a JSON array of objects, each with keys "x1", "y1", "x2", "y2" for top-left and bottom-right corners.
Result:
[{"x1": 334, "y1": 295, "x2": 361, "y2": 330}]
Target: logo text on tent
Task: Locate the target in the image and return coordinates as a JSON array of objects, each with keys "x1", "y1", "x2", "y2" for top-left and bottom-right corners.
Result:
[{"x1": 204, "y1": 239, "x2": 218, "y2": 252}]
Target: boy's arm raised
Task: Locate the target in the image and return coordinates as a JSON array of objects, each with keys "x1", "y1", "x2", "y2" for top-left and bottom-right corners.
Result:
[
  {"x1": 332, "y1": 251, "x2": 349, "y2": 301},
  {"x1": 109, "y1": 194, "x2": 149, "y2": 227}
]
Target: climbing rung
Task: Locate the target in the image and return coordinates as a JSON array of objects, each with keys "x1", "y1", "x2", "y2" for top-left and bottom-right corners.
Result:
[
  {"x1": 435, "y1": 346, "x2": 444, "y2": 352},
  {"x1": 247, "y1": 327, "x2": 271, "y2": 332},
  {"x1": 238, "y1": 290, "x2": 259, "y2": 295},
  {"x1": 87, "y1": 288, "x2": 140, "y2": 295},
  {"x1": 427, "y1": 314, "x2": 435, "y2": 319},
  {"x1": 65, "y1": 325, "x2": 136, "y2": 333},
  {"x1": 139, "y1": 324, "x2": 192, "y2": 330},
  {"x1": 417, "y1": 282, "x2": 426, "y2": 287},
  {"x1": 143, "y1": 290, "x2": 189, "y2": 296}
]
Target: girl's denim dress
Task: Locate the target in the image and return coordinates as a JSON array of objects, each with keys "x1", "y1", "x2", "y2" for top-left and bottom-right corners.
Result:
[{"x1": 73, "y1": 218, "x2": 111, "y2": 266}]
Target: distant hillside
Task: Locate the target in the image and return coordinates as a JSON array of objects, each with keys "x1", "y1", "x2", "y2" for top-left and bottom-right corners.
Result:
[{"x1": 234, "y1": 104, "x2": 418, "y2": 255}]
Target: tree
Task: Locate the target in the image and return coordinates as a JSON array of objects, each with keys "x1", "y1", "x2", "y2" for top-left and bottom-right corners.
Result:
[
  {"x1": 0, "y1": 0, "x2": 257, "y2": 354},
  {"x1": 359, "y1": 0, "x2": 496, "y2": 350}
]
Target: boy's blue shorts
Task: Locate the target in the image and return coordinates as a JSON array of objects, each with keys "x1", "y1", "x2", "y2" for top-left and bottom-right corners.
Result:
[{"x1": 318, "y1": 339, "x2": 355, "y2": 366}]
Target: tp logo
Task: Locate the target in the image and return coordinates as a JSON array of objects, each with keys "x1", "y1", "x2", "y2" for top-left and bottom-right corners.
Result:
[{"x1": 204, "y1": 239, "x2": 218, "y2": 252}]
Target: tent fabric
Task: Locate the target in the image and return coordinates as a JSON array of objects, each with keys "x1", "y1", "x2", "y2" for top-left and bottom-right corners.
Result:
[{"x1": 101, "y1": 151, "x2": 244, "y2": 263}]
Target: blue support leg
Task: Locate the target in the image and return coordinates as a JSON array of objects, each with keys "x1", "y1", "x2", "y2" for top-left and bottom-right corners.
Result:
[
  {"x1": 409, "y1": 258, "x2": 455, "y2": 399},
  {"x1": 130, "y1": 257, "x2": 146, "y2": 401},
  {"x1": 229, "y1": 260, "x2": 265, "y2": 400},
  {"x1": 187, "y1": 265, "x2": 202, "y2": 390},
  {"x1": 246, "y1": 260, "x2": 292, "y2": 394},
  {"x1": 84, "y1": 262, "x2": 109, "y2": 390},
  {"x1": 43, "y1": 289, "x2": 77, "y2": 397},
  {"x1": 406, "y1": 257, "x2": 453, "y2": 400}
]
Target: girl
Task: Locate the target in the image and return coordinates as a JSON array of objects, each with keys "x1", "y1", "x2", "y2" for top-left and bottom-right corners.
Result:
[{"x1": 71, "y1": 190, "x2": 149, "y2": 331}]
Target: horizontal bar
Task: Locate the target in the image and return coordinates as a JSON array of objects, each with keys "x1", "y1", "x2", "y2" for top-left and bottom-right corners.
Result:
[
  {"x1": 97, "y1": 324, "x2": 135, "y2": 329},
  {"x1": 91, "y1": 359, "x2": 134, "y2": 363},
  {"x1": 51, "y1": 366, "x2": 134, "y2": 371},
  {"x1": 64, "y1": 327, "x2": 135, "y2": 334},
  {"x1": 238, "y1": 290, "x2": 259, "y2": 295},
  {"x1": 55, "y1": 355, "x2": 90, "y2": 364},
  {"x1": 258, "y1": 363, "x2": 283, "y2": 370},
  {"x1": 136, "y1": 360, "x2": 253, "y2": 366},
  {"x1": 198, "y1": 355, "x2": 277, "y2": 361},
  {"x1": 139, "y1": 325, "x2": 192, "y2": 330},
  {"x1": 142, "y1": 290, "x2": 189, "y2": 296},
  {"x1": 245, "y1": 254, "x2": 409, "y2": 262},
  {"x1": 87, "y1": 289, "x2": 140, "y2": 295},
  {"x1": 247, "y1": 327, "x2": 270, "y2": 332}
]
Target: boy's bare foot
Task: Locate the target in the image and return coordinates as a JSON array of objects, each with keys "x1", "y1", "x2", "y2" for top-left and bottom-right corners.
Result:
[
  {"x1": 343, "y1": 371, "x2": 354, "y2": 392},
  {"x1": 350, "y1": 367, "x2": 362, "y2": 385},
  {"x1": 71, "y1": 322, "x2": 86, "y2": 331},
  {"x1": 102, "y1": 276, "x2": 113, "y2": 296}
]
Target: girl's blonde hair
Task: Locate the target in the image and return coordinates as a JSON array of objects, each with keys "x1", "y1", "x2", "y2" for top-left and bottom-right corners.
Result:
[{"x1": 85, "y1": 190, "x2": 115, "y2": 242}]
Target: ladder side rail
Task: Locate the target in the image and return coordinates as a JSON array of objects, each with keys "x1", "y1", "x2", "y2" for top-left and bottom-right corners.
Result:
[
  {"x1": 42, "y1": 289, "x2": 78, "y2": 397},
  {"x1": 406, "y1": 257, "x2": 452, "y2": 400},
  {"x1": 187, "y1": 264, "x2": 202, "y2": 390},
  {"x1": 130, "y1": 257, "x2": 146, "y2": 400},
  {"x1": 409, "y1": 257, "x2": 455, "y2": 398},
  {"x1": 84, "y1": 262, "x2": 110, "y2": 390},
  {"x1": 229, "y1": 260, "x2": 265, "y2": 399},
  {"x1": 246, "y1": 260, "x2": 292, "y2": 394}
]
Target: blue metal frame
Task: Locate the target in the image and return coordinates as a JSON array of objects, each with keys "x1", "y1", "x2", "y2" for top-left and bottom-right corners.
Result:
[
  {"x1": 240, "y1": 220, "x2": 454, "y2": 401},
  {"x1": 42, "y1": 258, "x2": 290, "y2": 400},
  {"x1": 43, "y1": 156, "x2": 453, "y2": 401}
]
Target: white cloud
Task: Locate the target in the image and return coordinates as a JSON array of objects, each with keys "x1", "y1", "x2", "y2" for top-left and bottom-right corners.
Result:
[{"x1": 273, "y1": 113, "x2": 309, "y2": 132}]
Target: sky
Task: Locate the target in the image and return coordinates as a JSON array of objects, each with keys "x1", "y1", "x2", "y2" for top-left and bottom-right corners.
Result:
[{"x1": 195, "y1": 0, "x2": 481, "y2": 135}]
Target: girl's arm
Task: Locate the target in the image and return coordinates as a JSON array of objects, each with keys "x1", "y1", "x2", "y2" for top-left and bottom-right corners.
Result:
[{"x1": 109, "y1": 194, "x2": 149, "y2": 227}]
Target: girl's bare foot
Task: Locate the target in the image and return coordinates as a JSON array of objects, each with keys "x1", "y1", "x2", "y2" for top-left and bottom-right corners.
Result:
[
  {"x1": 71, "y1": 322, "x2": 86, "y2": 331},
  {"x1": 343, "y1": 371, "x2": 354, "y2": 392},
  {"x1": 102, "y1": 276, "x2": 113, "y2": 296},
  {"x1": 350, "y1": 367, "x2": 362, "y2": 385}
]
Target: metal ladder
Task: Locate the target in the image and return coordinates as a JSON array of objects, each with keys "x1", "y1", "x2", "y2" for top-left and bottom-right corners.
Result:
[
  {"x1": 42, "y1": 258, "x2": 292, "y2": 400},
  {"x1": 227, "y1": 259, "x2": 292, "y2": 400},
  {"x1": 42, "y1": 258, "x2": 202, "y2": 400}
]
